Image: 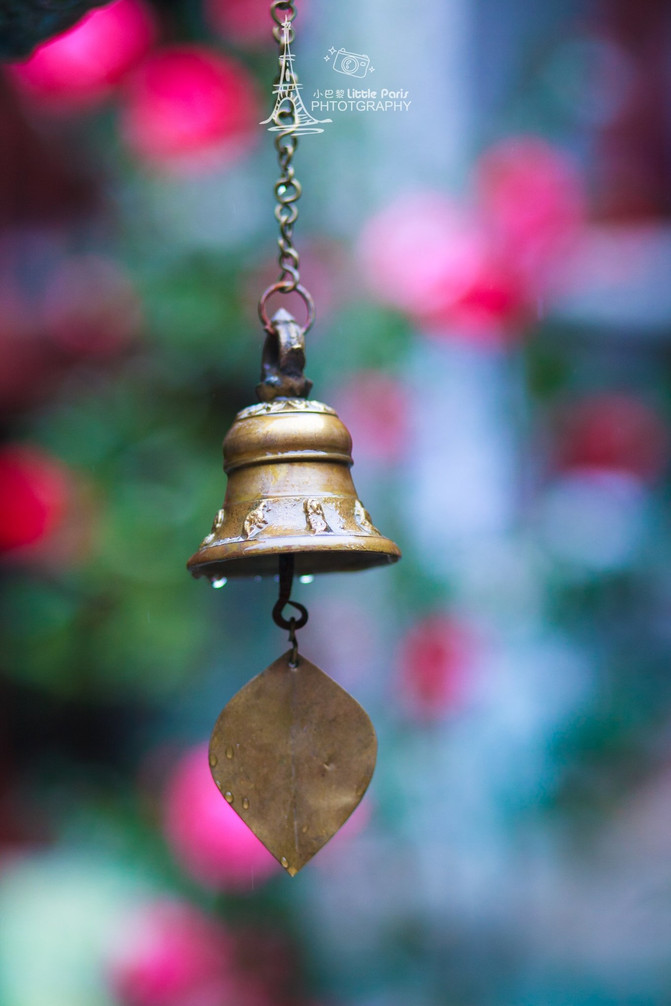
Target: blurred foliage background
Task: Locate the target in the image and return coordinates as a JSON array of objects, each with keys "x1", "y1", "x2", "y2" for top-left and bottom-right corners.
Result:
[{"x1": 1, "y1": 0, "x2": 671, "y2": 1004}]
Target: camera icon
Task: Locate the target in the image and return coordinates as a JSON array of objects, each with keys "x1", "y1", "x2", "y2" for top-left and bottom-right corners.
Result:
[{"x1": 332, "y1": 48, "x2": 371, "y2": 78}]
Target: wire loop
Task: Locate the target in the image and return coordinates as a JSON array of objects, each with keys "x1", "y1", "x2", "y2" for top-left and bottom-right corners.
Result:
[
  {"x1": 288, "y1": 618, "x2": 299, "y2": 667},
  {"x1": 258, "y1": 281, "x2": 315, "y2": 335},
  {"x1": 273, "y1": 598, "x2": 309, "y2": 632}
]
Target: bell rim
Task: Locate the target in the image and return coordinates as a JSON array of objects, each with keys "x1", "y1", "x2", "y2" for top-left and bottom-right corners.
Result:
[{"x1": 187, "y1": 535, "x2": 401, "y2": 579}]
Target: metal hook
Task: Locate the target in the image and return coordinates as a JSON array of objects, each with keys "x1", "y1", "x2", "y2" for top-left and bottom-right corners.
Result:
[{"x1": 272, "y1": 555, "x2": 309, "y2": 633}]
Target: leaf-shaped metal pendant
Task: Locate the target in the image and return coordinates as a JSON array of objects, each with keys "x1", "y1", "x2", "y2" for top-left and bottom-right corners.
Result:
[{"x1": 209, "y1": 650, "x2": 377, "y2": 876}]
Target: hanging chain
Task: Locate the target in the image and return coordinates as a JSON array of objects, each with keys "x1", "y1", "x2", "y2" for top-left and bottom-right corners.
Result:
[
  {"x1": 274, "y1": 131, "x2": 302, "y2": 295},
  {"x1": 258, "y1": 0, "x2": 315, "y2": 335}
]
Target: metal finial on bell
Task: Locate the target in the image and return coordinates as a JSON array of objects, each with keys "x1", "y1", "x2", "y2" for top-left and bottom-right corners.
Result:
[{"x1": 187, "y1": 309, "x2": 401, "y2": 582}]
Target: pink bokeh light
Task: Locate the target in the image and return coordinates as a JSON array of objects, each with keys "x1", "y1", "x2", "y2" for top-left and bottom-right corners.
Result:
[
  {"x1": 556, "y1": 394, "x2": 668, "y2": 483},
  {"x1": 333, "y1": 371, "x2": 409, "y2": 464},
  {"x1": 120, "y1": 46, "x2": 260, "y2": 171},
  {"x1": 163, "y1": 744, "x2": 279, "y2": 892},
  {"x1": 476, "y1": 136, "x2": 586, "y2": 289},
  {"x1": 205, "y1": 0, "x2": 305, "y2": 48},
  {"x1": 358, "y1": 193, "x2": 486, "y2": 319},
  {"x1": 358, "y1": 192, "x2": 528, "y2": 343},
  {"x1": 8, "y1": 0, "x2": 157, "y2": 112},
  {"x1": 0, "y1": 444, "x2": 71, "y2": 554},
  {"x1": 395, "y1": 614, "x2": 476, "y2": 721},
  {"x1": 41, "y1": 255, "x2": 143, "y2": 357},
  {"x1": 108, "y1": 900, "x2": 238, "y2": 1006}
]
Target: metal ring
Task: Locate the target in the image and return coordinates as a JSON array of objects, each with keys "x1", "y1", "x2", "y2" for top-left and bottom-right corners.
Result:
[
  {"x1": 275, "y1": 203, "x2": 299, "y2": 226},
  {"x1": 258, "y1": 281, "x2": 315, "y2": 334},
  {"x1": 271, "y1": 0, "x2": 296, "y2": 24},
  {"x1": 275, "y1": 181, "x2": 302, "y2": 204},
  {"x1": 272, "y1": 598, "x2": 309, "y2": 631}
]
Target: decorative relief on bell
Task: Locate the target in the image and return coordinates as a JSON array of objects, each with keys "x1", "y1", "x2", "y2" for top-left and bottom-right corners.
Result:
[
  {"x1": 199, "y1": 497, "x2": 387, "y2": 549},
  {"x1": 242, "y1": 501, "x2": 270, "y2": 539},
  {"x1": 354, "y1": 500, "x2": 381, "y2": 536},
  {"x1": 201, "y1": 507, "x2": 226, "y2": 546},
  {"x1": 304, "y1": 499, "x2": 332, "y2": 534},
  {"x1": 237, "y1": 399, "x2": 336, "y2": 420}
]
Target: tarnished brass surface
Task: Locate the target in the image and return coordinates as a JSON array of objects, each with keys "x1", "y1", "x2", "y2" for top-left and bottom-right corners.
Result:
[
  {"x1": 209, "y1": 649, "x2": 377, "y2": 876},
  {"x1": 187, "y1": 398, "x2": 401, "y2": 580}
]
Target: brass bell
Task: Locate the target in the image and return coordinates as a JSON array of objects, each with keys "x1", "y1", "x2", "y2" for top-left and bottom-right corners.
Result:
[{"x1": 187, "y1": 309, "x2": 401, "y2": 581}]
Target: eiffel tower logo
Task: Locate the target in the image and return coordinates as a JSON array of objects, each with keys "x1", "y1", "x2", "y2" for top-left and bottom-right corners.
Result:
[{"x1": 261, "y1": 17, "x2": 331, "y2": 135}]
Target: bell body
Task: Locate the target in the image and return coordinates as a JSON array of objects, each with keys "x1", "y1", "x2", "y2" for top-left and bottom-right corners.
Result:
[{"x1": 187, "y1": 398, "x2": 401, "y2": 580}]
